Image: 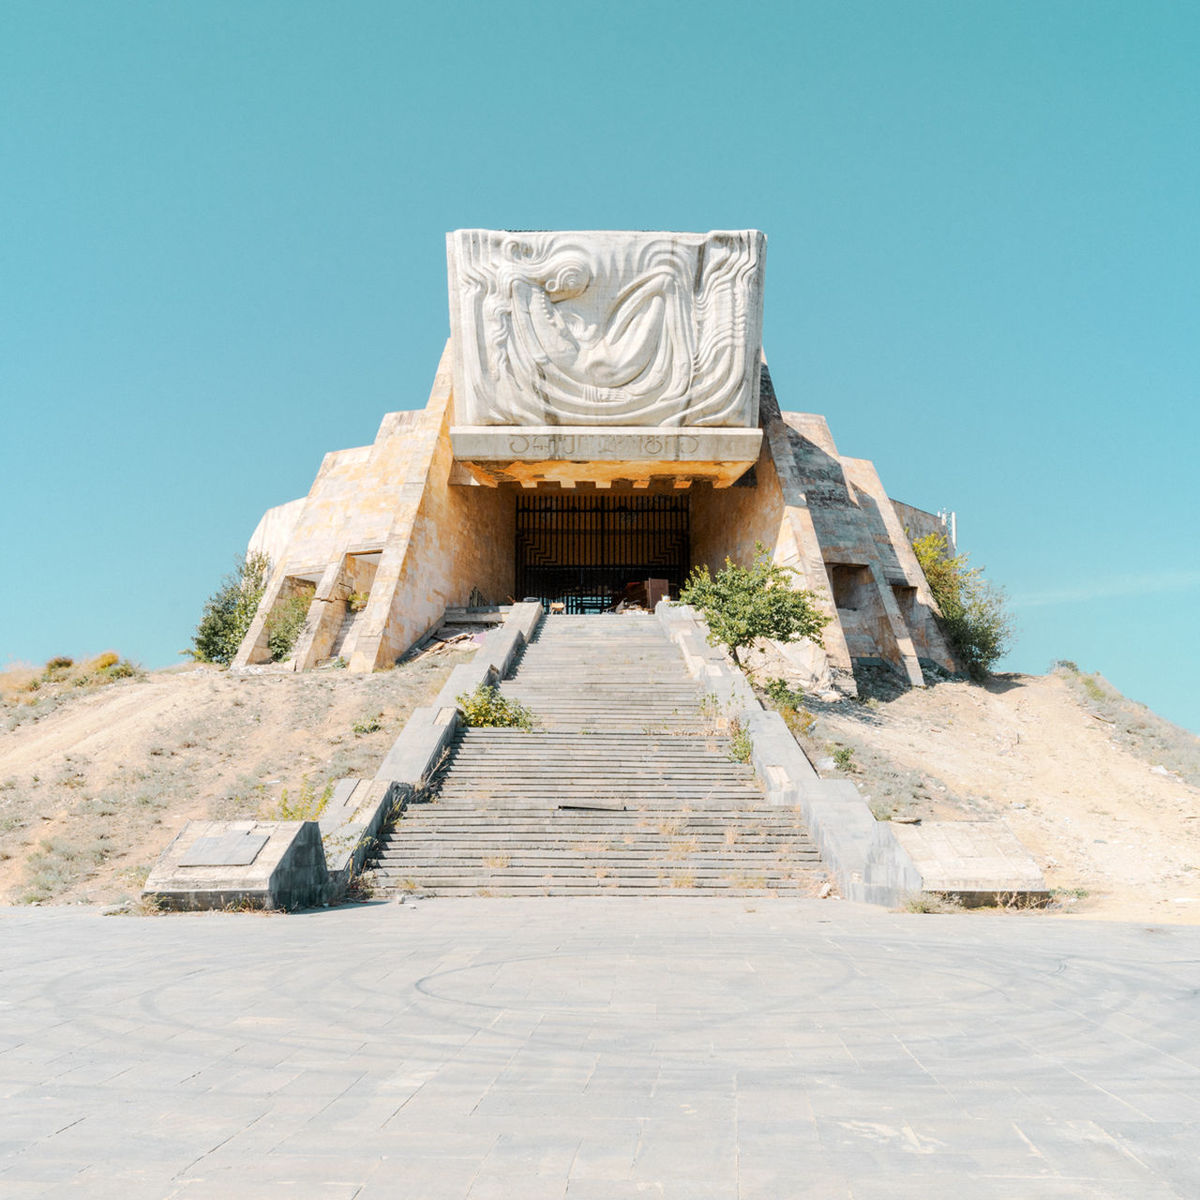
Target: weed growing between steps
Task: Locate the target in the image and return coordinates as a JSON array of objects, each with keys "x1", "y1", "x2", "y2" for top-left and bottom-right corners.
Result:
[
  {"x1": 728, "y1": 718, "x2": 753, "y2": 763},
  {"x1": 457, "y1": 684, "x2": 536, "y2": 729},
  {"x1": 695, "y1": 694, "x2": 756, "y2": 762}
]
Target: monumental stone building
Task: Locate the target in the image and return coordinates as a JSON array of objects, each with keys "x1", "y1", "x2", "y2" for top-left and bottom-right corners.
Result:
[{"x1": 232, "y1": 230, "x2": 957, "y2": 694}]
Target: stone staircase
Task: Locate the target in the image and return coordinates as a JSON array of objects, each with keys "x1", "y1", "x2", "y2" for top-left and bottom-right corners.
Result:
[{"x1": 369, "y1": 614, "x2": 825, "y2": 896}]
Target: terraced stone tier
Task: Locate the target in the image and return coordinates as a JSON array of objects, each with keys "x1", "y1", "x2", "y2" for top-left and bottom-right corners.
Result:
[{"x1": 368, "y1": 613, "x2": 827, "y2": 897}]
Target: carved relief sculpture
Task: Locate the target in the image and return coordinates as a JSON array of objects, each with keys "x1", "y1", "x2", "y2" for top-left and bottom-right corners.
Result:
[{"x1": 447, "y1": 230, "x2": 766, "y2": 427}]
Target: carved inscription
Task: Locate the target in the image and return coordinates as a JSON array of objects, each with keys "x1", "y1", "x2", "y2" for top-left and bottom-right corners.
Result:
[
  {"x1": 505, "y1": 433, "x2": 702, "y2": 458},
  {"x1": 448, "y1": 230, "x2": 765, "y2": 428}
]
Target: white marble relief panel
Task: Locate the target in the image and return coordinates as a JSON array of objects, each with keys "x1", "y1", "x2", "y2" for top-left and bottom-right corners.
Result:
[{"x1": 447, "y1": 230, "x2": 765, "y2": 427}]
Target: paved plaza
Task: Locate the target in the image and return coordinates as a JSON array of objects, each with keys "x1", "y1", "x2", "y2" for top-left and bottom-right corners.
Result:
[{"x1": 1, "y1": 899, "x2": 1198, "y2": 1198}]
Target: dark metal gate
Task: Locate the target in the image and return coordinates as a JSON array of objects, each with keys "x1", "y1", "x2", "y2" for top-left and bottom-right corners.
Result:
[{"x1": 515, "y1": 494, "x2": 690, "y2": 613}]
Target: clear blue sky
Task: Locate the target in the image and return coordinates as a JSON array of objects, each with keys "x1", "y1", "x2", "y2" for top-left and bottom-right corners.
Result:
[{"x1": 2, "y1": 1, "x2": 1197, "y2": 731}]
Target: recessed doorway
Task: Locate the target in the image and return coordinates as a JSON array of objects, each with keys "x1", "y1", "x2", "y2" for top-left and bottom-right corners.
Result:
[{"x1": 515, "y1": 494, "x2": 690, "y2": 613}]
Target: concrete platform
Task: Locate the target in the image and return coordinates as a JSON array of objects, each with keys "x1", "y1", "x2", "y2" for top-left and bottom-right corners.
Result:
[{"x1": 2, "y1": 899, "x2": 1198, "y2": 1198}]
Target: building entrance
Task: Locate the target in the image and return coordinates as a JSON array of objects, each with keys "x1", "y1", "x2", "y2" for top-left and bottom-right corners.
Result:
[{"x1": 515, "y1": 494, "x2": 690, "y2": 613}]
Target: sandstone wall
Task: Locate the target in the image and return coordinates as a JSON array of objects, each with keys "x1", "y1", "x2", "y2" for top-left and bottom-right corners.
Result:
[
  {"x1": 235, "y1": 347, "x2": 956, "y2": 690},
  {"x1": 349, "y1": 345, "x2": 515, "y2": 671}
]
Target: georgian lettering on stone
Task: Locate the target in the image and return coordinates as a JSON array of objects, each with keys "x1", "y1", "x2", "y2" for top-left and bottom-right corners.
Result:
[{"x1": 447, "y1": 230, "x2": 766, "y2": 428}]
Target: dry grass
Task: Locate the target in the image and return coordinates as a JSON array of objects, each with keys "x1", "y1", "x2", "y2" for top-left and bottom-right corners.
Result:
[
  {"x1": 902, "y1": 892, "x2": 965, "y2": 914},
  {"x1": 1054, "y1": 663, "x2": 1200, "y2": 787},
  {"x1": 666, "y1": 837, "x2": 699, "y2": 860},
  {"x1": 726, "y1": 872, "x2": 767, "y2": 890},
  {"x1": 1, "y1": 653, "x2": 142, "y2": 732}
]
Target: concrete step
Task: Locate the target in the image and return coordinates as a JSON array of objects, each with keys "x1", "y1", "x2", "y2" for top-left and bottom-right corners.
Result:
[{"x1": 366, "y1": 612, "x2": 826, "y2": 897}]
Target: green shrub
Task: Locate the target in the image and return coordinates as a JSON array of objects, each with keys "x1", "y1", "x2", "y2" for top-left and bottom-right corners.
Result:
[
  {"x1": 190, "y1": 552, "x2": 271, "y2": 665},
  {"x1": 911, "y1": 532, "x2": 1012, "y2": 681},
  {"x1": 265, "y1": 591, "x2": 312, "y2": 661},
  {"x1": 764, "y1": 677, "x2": 805, "y2": 708},
  {"x1": 780, "y1": 704, "x2": 816, "y2": 740},
  {"x1": 45, "y1": 656, "x2": 73, "y2": 672},
  {"x1": 352, "y1": 712, "x2": 383, "y2": 735},
  {"x1": 832, "y1": 746, "x2": 855, "y2": 771},
  {"x1": 679, "y1": 543, "x2": 830, "y2": 667},
  {"x1": 457, "y1": 684, "x2": 534, "y2": 729}
]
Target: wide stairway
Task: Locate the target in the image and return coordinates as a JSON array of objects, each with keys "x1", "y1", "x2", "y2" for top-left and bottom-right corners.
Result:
[{"x1": 370, "y1": 614, "x2": 824, "y2": 896}]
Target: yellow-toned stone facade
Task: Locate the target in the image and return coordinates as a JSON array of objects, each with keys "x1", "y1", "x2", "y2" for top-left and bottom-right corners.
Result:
[
  {"x1": 233, "y1": 345, "x2": 958, "y2": 695},
  {"x1": 234, "y1": 345, "x2": 516, "y2": 674}
]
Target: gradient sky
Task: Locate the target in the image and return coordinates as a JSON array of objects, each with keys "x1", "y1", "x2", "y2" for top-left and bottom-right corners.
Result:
[{"x1": 2, "y1": 1, "x2": 1197, "y2": 731}]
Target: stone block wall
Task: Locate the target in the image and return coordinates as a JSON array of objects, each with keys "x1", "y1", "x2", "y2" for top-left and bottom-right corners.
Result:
[
  {"x1": 354, "y1": 346, "x2": 516, "y2": 670},
  {"x1": 234, "y1": 346, "x2": 958, "y2": 690}
]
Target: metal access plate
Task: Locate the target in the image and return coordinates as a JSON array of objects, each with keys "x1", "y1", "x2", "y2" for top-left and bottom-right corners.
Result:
[{"x1": 179, "y1": 832, "x2": 269, "y2": 867}]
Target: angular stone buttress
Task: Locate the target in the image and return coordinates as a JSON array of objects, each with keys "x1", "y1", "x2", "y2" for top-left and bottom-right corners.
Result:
[{"x1": 233, "y1": 230, "x2": 958, "y2": 694}]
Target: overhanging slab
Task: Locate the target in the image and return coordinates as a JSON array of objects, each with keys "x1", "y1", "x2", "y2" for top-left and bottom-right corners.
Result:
[{"x1": 450, "y1": 425, "x2": 762, "y2": 488}]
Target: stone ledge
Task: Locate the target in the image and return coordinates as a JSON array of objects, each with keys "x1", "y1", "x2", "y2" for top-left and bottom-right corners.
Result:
[
  {"x1": 890, "y1": 821, "x2": 1049, "y2": 903},
  {"x1": 450, "y1": 426, "x2": 761, "y2": 488},
  {"x1": 143, "y1": 819, "x2": 330, "y2": 911}
]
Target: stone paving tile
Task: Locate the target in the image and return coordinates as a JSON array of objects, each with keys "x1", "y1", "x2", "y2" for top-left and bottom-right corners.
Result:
[
  {"x1": 354, "y1": 1155, "x2": 486, "y2": 1199},
  {"x1": 2, "y1": 899, "x2": 1200, "y2": 1197}
]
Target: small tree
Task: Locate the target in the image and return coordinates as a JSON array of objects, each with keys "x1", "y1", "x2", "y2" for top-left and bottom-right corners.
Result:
[
  {"x1": 911, "y1": 531, "x2": 1012, "y2": 681},
  {"x1": 190, "y1": 552, "x2": 270, "y2": 665},
  {"x1": 679, "y1": 543, "x2": 830, "y2": 667}
]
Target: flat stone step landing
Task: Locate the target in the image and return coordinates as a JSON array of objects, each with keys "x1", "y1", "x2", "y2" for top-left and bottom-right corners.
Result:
[{"x1": 369, "y1": 613, "x2": 827, "y2": 897}]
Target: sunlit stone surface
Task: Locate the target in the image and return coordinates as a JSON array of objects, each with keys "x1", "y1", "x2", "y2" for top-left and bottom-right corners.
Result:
[{"x1": 447, "y1": 229, "x2": 766, "y2": 427}]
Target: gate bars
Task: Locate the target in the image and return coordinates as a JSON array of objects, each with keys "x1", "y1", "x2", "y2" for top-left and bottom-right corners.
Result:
[{"x1": 515, "y1": 494, "x2": 690, "y2": 614}]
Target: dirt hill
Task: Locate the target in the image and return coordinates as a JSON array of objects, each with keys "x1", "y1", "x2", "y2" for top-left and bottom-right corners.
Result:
[
  {"x1": 799, "y1": 664, "x2": 1200, "y2": 922},
  {"x1": 1, "y1": 650, "x2": 1197, "y2": 921},
  {"x1": 0, "y1": 647, "x2": 473, "y2": 906}
]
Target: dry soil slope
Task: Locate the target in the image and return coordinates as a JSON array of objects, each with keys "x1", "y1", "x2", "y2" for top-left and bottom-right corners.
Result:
[
  {"x1": 0, "y1": 651, "x2": 470, "y2": 906},
  {"x1": 812, "y1": 668, "x2": 1200, "y2": 923}
]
